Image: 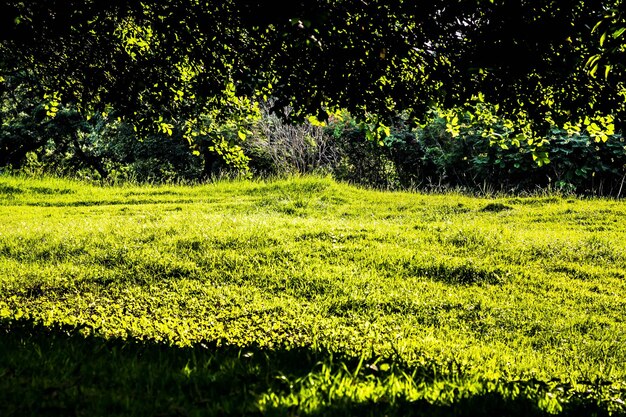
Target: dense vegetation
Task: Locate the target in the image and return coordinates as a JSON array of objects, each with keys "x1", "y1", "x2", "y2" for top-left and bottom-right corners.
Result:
[
  {"x1": 1, "y1": 1, "x2": 625, "y2": 193},
  {"x1": 2, "y1": 104, "x2": 626, "y2": 195},
  {"x1": 2, "y1": 1, "x2": 624, "y2": 121},
  {"x1": 1, "y1": 176, "x2": 626, "y2": 416}
]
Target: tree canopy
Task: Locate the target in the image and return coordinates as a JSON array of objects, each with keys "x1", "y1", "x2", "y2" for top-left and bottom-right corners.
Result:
[{"x1": 1, "y1": 0, "x2": 624, "y2": 131}]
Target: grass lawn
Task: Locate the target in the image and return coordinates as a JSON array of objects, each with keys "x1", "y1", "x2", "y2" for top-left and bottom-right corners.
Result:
[{"x1": 1, "y1": 175, "x2": 625, "y2": 416}]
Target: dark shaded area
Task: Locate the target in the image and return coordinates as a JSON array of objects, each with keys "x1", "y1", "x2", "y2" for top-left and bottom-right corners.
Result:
[
  {"x1": 0, "y1": 319, "x2": 619, "y2": 417},
  {"x1": 2, "y1": 1, "x2": 624, "y2": 128},
  {"x1": 481, "y1": 203, "x2": 513, "y2": 213}
]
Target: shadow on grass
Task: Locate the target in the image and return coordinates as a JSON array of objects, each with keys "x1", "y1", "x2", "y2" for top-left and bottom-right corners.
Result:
[{"x1": 0, "y1": 319, "x2": 614, "y2": 417}]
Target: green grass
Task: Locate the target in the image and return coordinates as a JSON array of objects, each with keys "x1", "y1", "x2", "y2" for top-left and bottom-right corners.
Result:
[{"x1": 1, "y1": 175, "x2": 626, "y2": 416}]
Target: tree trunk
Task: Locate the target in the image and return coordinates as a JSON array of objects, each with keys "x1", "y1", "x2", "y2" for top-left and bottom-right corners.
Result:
[
  {"x1": 202, "y1": 147, "x2": 220, "y2": 179},
  {"x1": 72, "y1": 132, "x2": 108, "y2": 179}
]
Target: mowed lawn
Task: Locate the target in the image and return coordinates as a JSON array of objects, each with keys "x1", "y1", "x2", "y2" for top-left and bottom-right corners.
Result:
[{"x1": 1, "y1": 175, "x2": 625, "y2": 416}]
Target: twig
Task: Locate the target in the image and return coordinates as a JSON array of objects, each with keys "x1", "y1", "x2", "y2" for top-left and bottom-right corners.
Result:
[{"x1": 617, "y1": 173, "x2": 626, "y2": 199}]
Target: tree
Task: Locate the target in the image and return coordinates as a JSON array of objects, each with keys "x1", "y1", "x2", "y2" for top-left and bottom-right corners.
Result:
[
  {"x1": 0, "y1": 72, "x2": 114, "y2": 178},
  {"x1": 1, "y1": 0, "x2": 624, "y2": 136}
]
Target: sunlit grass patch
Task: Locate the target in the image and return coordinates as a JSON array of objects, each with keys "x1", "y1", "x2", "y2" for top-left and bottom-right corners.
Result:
[{"x1": 1, "y1": 175, "x2": 626, "y2": 415}]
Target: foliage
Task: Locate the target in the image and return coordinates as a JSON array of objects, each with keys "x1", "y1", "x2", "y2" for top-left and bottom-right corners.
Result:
[
  {"x1": 0, "y1": 75, "x2": 113, "y2": 179},
  {"x1": 94, "y1": 119, "x2": 204, "y2": 183},
  {"x1": 322, "y1": 103, "x2": 625, "y2": 195},
  {"x1": 0, "y1": 72, "x2": 257, "y2": 181},
  {"x1": 0, "y1": 0, "x2": 626, "y2": 188},
  {"x1": 586, "y1": 0, "x2": 626, "y2": 79},
  {"x1": 403, "y1": 102, "x2": 624, "y2": 194},
  {"x1": 2, "y1": 1, "x2": 625, "y2": 129},
  {"x1": 324, "y1": 110, "x2": 399, "y2": 188},
  {"x1": 2, "y1": 0, "x2": 626, "y2": 189}
]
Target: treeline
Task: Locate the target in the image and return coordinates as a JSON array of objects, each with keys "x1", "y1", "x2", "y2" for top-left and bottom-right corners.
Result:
[
  {"x1": 1, "y1": 1, "x2": 625, "y2": 194},
  {"x1": 2, "y1": 99, "x2": 624, "y2": 196}
]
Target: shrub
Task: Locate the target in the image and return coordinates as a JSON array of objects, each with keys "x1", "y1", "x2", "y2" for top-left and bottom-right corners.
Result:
[
  {"x1": 542, "y1": 126, "x2": 626, "y2": 196},
  {"x1": 324, "y1": 111, "x2": 398, "y2": 188},
  {"x1": 245, "y1": 104, "x2": 340, "y2": 176},
  {"x1": 325, "y1": 103, "x2": 625, "y2": 196},
  {"x1": 97, "y1": 121, "x2": 203, "y2": 183}
]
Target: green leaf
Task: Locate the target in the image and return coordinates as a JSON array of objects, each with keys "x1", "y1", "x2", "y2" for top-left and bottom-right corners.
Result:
[{"x1": 591, "y1": 19, "x2": 604, "y2": 34}]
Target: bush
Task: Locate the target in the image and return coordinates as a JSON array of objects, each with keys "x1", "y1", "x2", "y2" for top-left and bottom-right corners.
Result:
[
  {"x1": 97, "y1": 121, "x2": 203, "y2": 183},
  {"x1": 542, "y1": 126, "x2": 626, "y2": 195},
  {"x1": 396, "y1": 104, "x2": 541, "y2": 192},
  {"x1": 325, "y1": 103, "x2": 626, "y2": 196},
  {"x1": 244, "y1": 105, "x2": 340, "y2": 176},
  {"x1": 319, "y1": 111, "x2": 397, "y2": 188}
]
